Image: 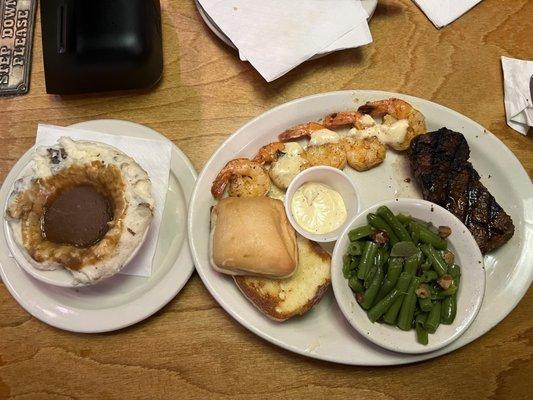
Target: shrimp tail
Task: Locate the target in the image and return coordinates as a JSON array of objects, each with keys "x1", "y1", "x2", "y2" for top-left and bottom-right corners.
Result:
[
  {"x1": 279, "y1": 122, "x2": 324, "y2": 142},
  {"x1": 211, "y1": 158, "x2": 248, "y2": 199},
  {"x1": 323, "y1": 111, "x2": 365, "y2": 129},
  {"x1": 253, "y1": 142, "x2": 285, "y2": 164}
]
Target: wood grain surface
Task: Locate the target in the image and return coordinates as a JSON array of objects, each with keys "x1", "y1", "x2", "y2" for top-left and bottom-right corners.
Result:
[{"x1": 1, "y1": 0, "x2": 532, "y2": 399}]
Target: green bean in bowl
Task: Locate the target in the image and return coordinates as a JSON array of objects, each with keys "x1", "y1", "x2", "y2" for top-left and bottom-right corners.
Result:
[{"x1": 342, "y1": 205, "x2": 461, "y2": 345}]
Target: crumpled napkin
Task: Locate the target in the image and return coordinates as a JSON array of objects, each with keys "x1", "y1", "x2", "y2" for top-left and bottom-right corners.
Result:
[
  {"x1": 413, "y1": 0, "x2": 483, "y2": 28},
  {"x1": 501, "y1": 56, "x2": 533, "y2": 135},
  {"x1": 36, "y1": 124, "x2": 172, "y2": 277},
  {"x1": 199, "y1": 0, "x2": 371, "y2": 82}
]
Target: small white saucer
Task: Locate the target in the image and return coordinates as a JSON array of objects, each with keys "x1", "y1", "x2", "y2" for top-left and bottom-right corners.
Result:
[{"x1": 0, "y1": 120, "x2": 197, "y2": 333}]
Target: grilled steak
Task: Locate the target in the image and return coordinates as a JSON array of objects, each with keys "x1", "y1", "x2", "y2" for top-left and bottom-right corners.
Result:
[{"x1": 409, "y1": 128, "x2": 514, "y2": 253}]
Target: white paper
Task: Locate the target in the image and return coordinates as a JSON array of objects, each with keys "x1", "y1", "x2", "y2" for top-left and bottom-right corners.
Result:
[
  {"x1": 35, "y1": 124, "x2": 172, "y2": 277},
  {"x1": 199, "y1": 0, "x2": 370, "y2": 81},
  {"x1": 239, "y1": 18, "x2": 373, "y2": 62},
  {"x1": 413, "y1": 0, "x2": 483, "y2": 28},
  {"x1": 501, "y1": 56, "x2": 533, "y2": 135}
]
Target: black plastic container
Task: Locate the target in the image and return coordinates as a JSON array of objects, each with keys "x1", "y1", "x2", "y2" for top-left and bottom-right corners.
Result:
[{"x1": 41, "y1": 0, "x2": 163, "y2": 94}]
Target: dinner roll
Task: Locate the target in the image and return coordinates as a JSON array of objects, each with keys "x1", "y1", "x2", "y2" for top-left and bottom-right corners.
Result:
[{"x1": 210, "y1": 196, "x2": 298, "y2": 278}]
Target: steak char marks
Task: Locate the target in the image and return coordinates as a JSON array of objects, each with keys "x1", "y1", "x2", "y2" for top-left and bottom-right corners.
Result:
[{"x1": 409, "y1": 128, "x2": 514, "y2": 253}]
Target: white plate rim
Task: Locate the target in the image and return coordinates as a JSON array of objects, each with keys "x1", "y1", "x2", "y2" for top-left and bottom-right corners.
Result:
[
  {"x1": 188, "y1": 89, "x2": 533, "y2": 365},
  {"x1": 0, "y1": 119, "x2": 197, "y2": 333}
]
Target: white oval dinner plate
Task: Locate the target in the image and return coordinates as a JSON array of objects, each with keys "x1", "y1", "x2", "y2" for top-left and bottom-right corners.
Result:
[
  {"x1": 0, "y1": 120, "x2": 197, "y2": 333},
  {"x1": 188, "y1": 90, "x2": 533, "y2": 365}
]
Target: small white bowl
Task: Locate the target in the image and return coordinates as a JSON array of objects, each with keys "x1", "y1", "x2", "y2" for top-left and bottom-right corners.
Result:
[
  {"x1": 331, "y1": 198, "x2": 485, "y2": 354},
  {"x1": 284, "y1": 166, "x2": 360, "y2": 243},
  {"x1": 3, "y1": 160, "x2": 150, "y2": 287},
  {"x1": 4, "y1": 218, "x2": 149, "y2": 287}
]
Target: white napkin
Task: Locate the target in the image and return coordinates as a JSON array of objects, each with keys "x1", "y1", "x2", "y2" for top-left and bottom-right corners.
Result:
[
  {"x1": 239, "y1": 18, "x2": 372, "y2": 62},
  {"x1": 36, "y1": 124, "x2": 172, "y2": 277},
  {"x1": 413, "y1": 0, "x2": 483, "y2": 28},
  {"x1": 199, "y1": 0, "x2": 371, "y2": 82},
  {"x1": 501, "y1": 56, "x2": 533, "y2": 135}
]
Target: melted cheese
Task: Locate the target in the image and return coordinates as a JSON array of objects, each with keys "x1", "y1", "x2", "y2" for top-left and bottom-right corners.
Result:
[
  {"x1": 348, "y1": 119, "x2": 409, "y2": 146},
  {"x1": 269, "y1": 142, "x2": 305, "y2": 189},
  {"x1": 309, "y1": 129, "x2": 340, "y2": 146}
]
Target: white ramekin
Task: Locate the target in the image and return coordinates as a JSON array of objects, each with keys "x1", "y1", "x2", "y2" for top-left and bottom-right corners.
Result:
[{"x1": 284, "y1": 166, "x2": 360, "y2": 243}]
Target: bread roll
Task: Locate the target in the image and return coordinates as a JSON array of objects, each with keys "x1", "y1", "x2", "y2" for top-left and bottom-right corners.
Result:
[{"x1": 210, "y1": 197, "x2": 298, "y2": 278}]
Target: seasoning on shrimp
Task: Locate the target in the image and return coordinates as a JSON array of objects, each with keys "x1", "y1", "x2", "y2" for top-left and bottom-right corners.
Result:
[
  {"x1": 279, "y1": 122, "x2": 347, "y2": 170},
  {"x1": 254, "y1": 142, "x2": 307, "y2": 190},
  {"x1": 211, "y1": 158, "x2": 270, "y2": 199},
  {"x1": 358, "y1": 98, "x2": 426, "y2": 151}
]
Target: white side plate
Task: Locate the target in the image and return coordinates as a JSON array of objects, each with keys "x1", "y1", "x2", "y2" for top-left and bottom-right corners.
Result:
[
  {"x1": 188, "y1": 90, "x2": 533, "y2": 365},
  {"x1": 0, "y1": 120, "x2": 197, "y2": 333}
]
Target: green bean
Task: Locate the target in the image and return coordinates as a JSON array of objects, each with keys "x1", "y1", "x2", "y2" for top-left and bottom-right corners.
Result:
[
  {"x1": 347, "y1": 241, "x2": 364, "y2": 256},
  {"x1": 361, "y1": 262, "x2": 385, "y2": 310},
  {"x1": 408, "y1": 222, "x2": 420, "y2": 244},
  {"x1": 441, "y1": 268, "x2": 460, "y2": 324},
  {"x1": 368, "y1": 287, "x2": 401, "y2": 322},
  {"x1": 403, "y1": 253, "x2": 420, "y2": 276},
  {"x1": 420, "y1": 244, "x2": 448, "y2": 277},
  {"x1": 420, "y1": 270, "x2": 438, "y2": 283},
  {"x1": 349, "y1": 225, "x2": 372, "y2": 242},
  {"x1": 449, "y1": 264, "x2": 461, "y2": 279},
  {"x1": 397, "y1": 276, "x2": 422, "y2": 331},
  {"x1": 379, "y1": 247, "x2": 390, "y2": 268},
  {"x1": 414, "y1": 223, "x2": 447, "y2": 250},
  {"x1": 364, "y1": 250, "x2": 380, "y2": 287},
  {"x1": 425, "y1": 300, "x2": 442, "y2": 333},
  {"x1": 357, "y1": 241, "x2": 379, "y2": 280},
  {"x1": 415, "y1": 314, "x2": 429, "y2": 345},
  {"x1": 367, "y1": 213, "x2": 400, "y2": 245},
  {"x1": 375, "y1": 258, "x2": 403, "y2": 302},
  {"x1": 367, "y1": 248, "x2": 389, "y2": 287},
  {"x1": 383, "y1": 272, "x2": 412, "y2": 325},
  {"x1": 418, "y1": 296, "x2": 433, "y2": 312},
  {"x1": 396, "y1": 213, "x2": 412, "y2": 225},
  {"x1": 377, "y1": 206, "x2": 412, "y2": 242},
  {"x1": 420, "y1": 260, "x2": 432, "y2": 271},
  {"x1": 348, "y1": 276, "x2": 365, "y2": 293},
  {"x1": 441, "y1": 295, "x2": 455, "y2": 324},
  {"x1": 365, "y1": 266, "x2": 376, "y2": 289},
  {"x1": 440, "y1": 284, "x2": 458, "y2": 296},
  {"x1": 342, "y1": 255, "x2": 356, "y2": 279}
]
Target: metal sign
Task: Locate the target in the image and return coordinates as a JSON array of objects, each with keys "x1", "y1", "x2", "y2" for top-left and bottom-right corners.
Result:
[{"x1": 0, "y1": 0, "x2": 36, "y2": 96}]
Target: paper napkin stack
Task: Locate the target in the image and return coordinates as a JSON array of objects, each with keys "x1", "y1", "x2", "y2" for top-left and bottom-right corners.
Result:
[
  {"x1": 413, "y1": 0, "x2": 483, "y2": 28},
  {"x1": 198, "y1": 0, "x2": 372, "y2": 82}
]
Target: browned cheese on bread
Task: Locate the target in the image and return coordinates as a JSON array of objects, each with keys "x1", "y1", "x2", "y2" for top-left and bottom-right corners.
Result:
[
  {"x1": 210, "y1": 196, "x2": 298, "y2": 278},
  {"x1": 234, "y1": 235, "x2": 331, "y2": 321}
]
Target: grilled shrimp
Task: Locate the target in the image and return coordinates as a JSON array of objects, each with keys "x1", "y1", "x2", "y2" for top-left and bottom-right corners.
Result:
[
  {"x1": 278, "y1": 122, "x2": 325, "y2": 142},
  {"x1": 342, "y1": 137, "x2": 386, "y2": 171},
  {"x1": 211, "y1": 158, "x2": 270, "y2": 199},
  {"x1": 278, "y1": 122, "x2": 347, "y2": 170},
  {"x1": 253, "y1": 142, "x2": 307, "y2": 190},
  {"x1": 253, "y1": 142, "x2": 286, "y2": 164},
  {"x1": 358, "y1": 98, "x2": 426, "y2": 151},
  {"x1": 323, "y1": 111, "x2": 371, "y2": 130}
]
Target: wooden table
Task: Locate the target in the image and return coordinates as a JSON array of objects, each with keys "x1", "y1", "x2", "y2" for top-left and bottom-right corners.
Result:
[{"x1": 1, "y1": 0, "x2": 532, "y2": 398}]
